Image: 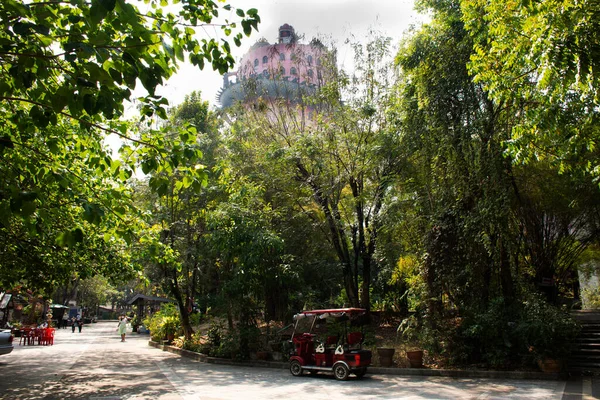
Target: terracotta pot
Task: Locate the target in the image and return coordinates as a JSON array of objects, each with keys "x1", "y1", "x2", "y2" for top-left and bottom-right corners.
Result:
[
  {"x1": 377, "y1": 347, "x2": 396, "y2": 367},
  {"x1": 406, "y1": 350, "x2": 424, "y2": 368},
  {"x1": 537, "y1": 358, "x2": 562, "y2": 373}
]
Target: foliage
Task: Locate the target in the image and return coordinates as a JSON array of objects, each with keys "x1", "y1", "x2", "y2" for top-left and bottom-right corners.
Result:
[
  {"x1": 437, "y1": 294, "x2": 580, "y2": 367},
  {"x1": 134, "y1": 91, "x2": 219, "y2": 340},
  {"x1": 0, "y1": 117, "x2": 137, "y2": 294},
  {"x1": 516, "y1": 294, "x2": 580, "y2": 361},
  {"x1": 0, "y1": 0, "x2": 260, "y2": 294},
  {"x1": 0, "y1": 0, "x2": 259, "y2": 126},
  {"x1": 200, "y1": 317, "x2": 262, "y2": 359},
  {"x1": 76, "y1": 275, "x2": 119, "y2": 314},
  {"x1": 145, "y1": 303, "x2": 181, "y2": 342},
  {"x1": 202, "y1": 170, "x2": 295, "y2": 323},
  {"x1": 389, "y1": 0, "x2": 597, "y2": 369},
  {"x1": 207, "y1": 320, "x2": 225, "y2": 348},
  {"x1": 462, "y1": 0, "x2": 600, "y2": 179},
  {"x1": 226, "y1": 31, "x2": 404, "y2": 310},
  {"x1": 582, "y1": 286, "x2": 600, "y2": 309},
  {"x1": 173, "y1": 331, "x2": 205, "y2": 353}
]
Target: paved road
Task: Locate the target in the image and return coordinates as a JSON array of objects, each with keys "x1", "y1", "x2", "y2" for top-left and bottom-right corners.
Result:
[{"x1": 0, "y1": 321, "x2": 596, "y2": 399}]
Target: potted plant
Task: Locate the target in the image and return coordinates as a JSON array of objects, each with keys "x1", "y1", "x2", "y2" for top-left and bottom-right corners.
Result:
[
  {"x1": 518, "y1": 295, "x2": 580, "y2": 373},
  {"x1": 398, "y1": 315, "x2": 424, "y2": 368},
  {"x1": 376, "y1": 346, "x2": 396, "y2": 367},
  {"x1": 162, "y1": 315, "x2": 180, "y2": 343}
]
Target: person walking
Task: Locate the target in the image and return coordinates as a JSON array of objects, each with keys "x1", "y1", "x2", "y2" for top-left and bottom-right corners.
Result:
[
  {"x1": 76, "y1": 314, "x2": 83, "y2": 333},
  {"x1": 62, "y1": 312, "x2": 69, "y2": 329},
  {"x1": 117, "y1": 315, "x2": 128, "y2": 342},
  {"x1": 71, "y1": 316, "x2": 76, "y2": 333}
]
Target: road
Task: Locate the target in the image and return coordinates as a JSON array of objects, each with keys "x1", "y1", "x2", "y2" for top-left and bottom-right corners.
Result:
[{"x1": 0, "y1": 321, "x2": 595, "y2": 399}]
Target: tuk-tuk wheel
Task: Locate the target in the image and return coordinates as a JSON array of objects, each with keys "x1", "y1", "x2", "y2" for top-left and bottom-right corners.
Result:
[
  {"x1": 333, "y1": 363, "x2": 350, "y2": 381},
  {"x1": 290, "y1": 360, "x2": 303, "y2": 377}
]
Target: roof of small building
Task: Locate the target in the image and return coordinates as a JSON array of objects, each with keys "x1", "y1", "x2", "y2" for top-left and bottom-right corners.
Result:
[{"x1": 126, "y1": 294, "x2": 173, "y2": 305}]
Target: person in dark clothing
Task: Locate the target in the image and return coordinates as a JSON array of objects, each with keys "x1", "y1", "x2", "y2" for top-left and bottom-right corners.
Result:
[
  {"x1": 71, "y1": 317, "x2": 76, "y2": 333},
  {"x1": 76, "y1": 314, "x2": 82, "y2": 333}
]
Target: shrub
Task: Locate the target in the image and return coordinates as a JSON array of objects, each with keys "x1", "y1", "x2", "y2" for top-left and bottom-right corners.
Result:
[
  {"x1": 145, "y1": 304, "x2": 181, "y2": 342},
  {"x1": 436, "y1": 294, "x2": 580, "y2": 368},
  {"x1": 516, "y1": 294, "x2": 580, "y2": 362}
]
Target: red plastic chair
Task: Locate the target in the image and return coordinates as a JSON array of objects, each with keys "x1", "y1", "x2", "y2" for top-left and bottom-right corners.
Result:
[
  {"x1": 34, "y1": 328, "x2": 44, "y2": 345},
  {"x1": 42, "y1": 328, "x2": 55, "y2": 345},
  {"x1": 26, "y1": 328, "x2": 37, "y2": 345},
  {"x1": 18, "y1": 328, "x2": 31, "y2": 345},
  {"x1": 39, "y1": 328, "x2": 46, "y2": 345}
]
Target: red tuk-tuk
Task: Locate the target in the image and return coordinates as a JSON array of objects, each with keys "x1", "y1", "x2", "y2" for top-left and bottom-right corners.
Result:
[{"x1": 288, "y1": 308, "x2": 372, "y2": 380}]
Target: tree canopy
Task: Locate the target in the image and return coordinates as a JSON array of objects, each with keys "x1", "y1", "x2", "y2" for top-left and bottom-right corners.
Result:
[
  {"x1": 0, "y1": 0, "x2": 260, "y2": 294},
  {"x1": 2, "y1": 0, "x2": 599, "y2": 371}
]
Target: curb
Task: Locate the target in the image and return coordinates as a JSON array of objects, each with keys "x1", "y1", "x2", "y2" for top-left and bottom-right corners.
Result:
[{"x1": 148, "y1": 341, "x2": 564, "y2": 380}]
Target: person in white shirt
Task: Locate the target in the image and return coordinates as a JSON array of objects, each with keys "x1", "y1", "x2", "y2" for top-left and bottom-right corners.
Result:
[
  {"x1": 62, "y1": 312, "x2": 69, "y2": 329},
  {"x1": 117, "y1": 315, "x2": 128, "y2": 342}
]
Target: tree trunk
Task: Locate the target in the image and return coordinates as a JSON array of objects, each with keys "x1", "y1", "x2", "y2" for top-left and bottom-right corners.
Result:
[
  {"x1": 499, "y1": 236, "x2": 514, "y2": 303},
  {"x1": 296, "y1": 160, "x2": 359, "y2": 306},
  {"x1": 168, "y1": 273, "x2": 194, "y2": 339}
]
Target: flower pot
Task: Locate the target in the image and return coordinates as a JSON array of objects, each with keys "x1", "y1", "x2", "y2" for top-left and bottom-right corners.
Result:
[
  {"x1": 406, "y1": 350, "x2": 424, "y2": 368},
  {"x1": 377, "y1": 347, "x2": 396, "y2": 367},
  {"x1": 537, "y1": 358, "x2": 562, "y2": 373}
]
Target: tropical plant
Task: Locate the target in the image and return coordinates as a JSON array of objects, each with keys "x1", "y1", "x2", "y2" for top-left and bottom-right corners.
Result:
[{"x1": 145, "y1": 304, "x2": 181, "y2": 342}]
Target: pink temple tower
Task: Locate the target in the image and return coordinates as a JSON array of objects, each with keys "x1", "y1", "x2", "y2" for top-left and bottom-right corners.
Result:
[{"x1": 218, "y1": 24, "x2": 331, "y2": 108}]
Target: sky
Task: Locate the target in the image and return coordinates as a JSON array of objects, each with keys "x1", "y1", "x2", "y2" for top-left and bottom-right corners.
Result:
[{"x1": 142, "y1": 0, "x2": 427, "y2": 110}]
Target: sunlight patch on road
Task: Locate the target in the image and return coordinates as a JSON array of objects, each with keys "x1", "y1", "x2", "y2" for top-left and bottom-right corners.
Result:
[{"x1": 156, "y1": 360, "x2": 196, "y2": 400}]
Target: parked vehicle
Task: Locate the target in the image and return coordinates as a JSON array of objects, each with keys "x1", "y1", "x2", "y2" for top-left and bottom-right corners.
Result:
[
  {"x1": 0, "y1": 329, "x2": 14, "y2": 356},
  {"x1": 288, "y1": 308, "x2": 372, "y2": 380}
]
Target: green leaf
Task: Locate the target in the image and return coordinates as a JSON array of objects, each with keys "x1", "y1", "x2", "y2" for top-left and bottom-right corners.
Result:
[
  {"x1": 72, "y1": 227, "x2": 84, "y2": 244},
  {"x1": 98, "y1": 0, "x2": 117, "y2": 11},
  {"x1": 90, "y1": 0, "x2": 109, "y2": 26},
  {"x1": 83, "y1": 94, "x2": 95, "y2": 115},
  {"x1": 12, "y1": 22, "x2": 35, "y2": 36},
  {"x1": 0, "y1": 136, "x2": 14, "y2": 150},
  {"x1": 182, "y1": 175, "x2": 192, "y2": 188}
]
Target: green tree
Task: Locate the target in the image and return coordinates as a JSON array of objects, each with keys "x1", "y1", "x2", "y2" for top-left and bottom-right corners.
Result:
[
  {"x1": 0, "y1": 118, "x2": 136, "y2": 294},
  {"x1": 227, "y1": 33, "x2": 403, "y2": 310},
  {"x1": 204, "y1": 173, "x2": 289, "y2": 328},
  {"x1": 0, "y1": 0, "x2": 259, "y2": 293},
  {"x1": 77, "y1": 275, "x2": 119, "y2": 316},
  {"x1": 134, "y1": 92, "x2": 216, "y2": 339},
  {"x1": 396, "y1": 0, "x2": 518, "y2": 318},
  {"x1": 462, "y1": 0, "x2": 600, "y2": 178},
  {"x1": 393, "y1": 0, "x2": 592, "y2": 366}
]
